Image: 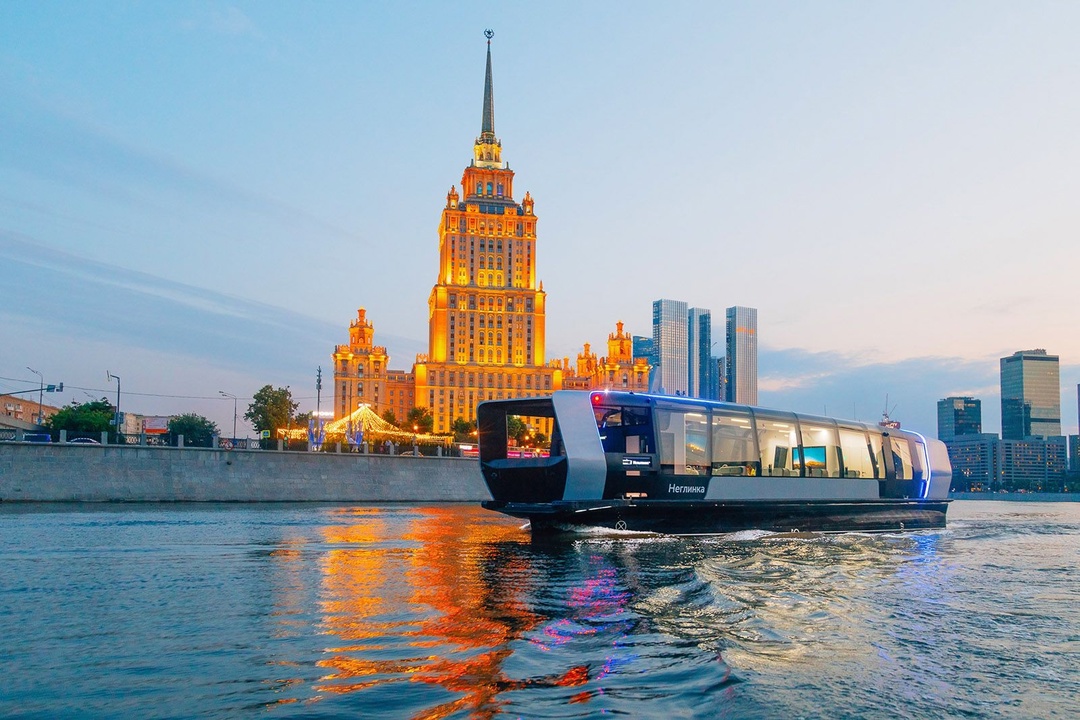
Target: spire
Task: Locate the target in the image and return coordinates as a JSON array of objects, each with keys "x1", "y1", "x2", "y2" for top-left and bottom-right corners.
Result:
[
  {"x1": 480, "y1": 29, "x2": 496, "y2": 142},
  {"x1": 472, "y1": 30, "x2": 503, "y2": 169}
]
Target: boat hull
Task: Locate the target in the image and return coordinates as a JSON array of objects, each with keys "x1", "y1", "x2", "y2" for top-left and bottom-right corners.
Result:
[{"x1": 481, "y1": 499, "x2": 950, "y2": 536}]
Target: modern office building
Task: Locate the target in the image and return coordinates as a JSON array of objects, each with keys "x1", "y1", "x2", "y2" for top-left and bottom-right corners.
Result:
[
  {"x1": 709, "y1": 354, "x2": 723, "y2": 402},
  {"x1": 725, "y1": 306, "x2": 758, "y2": 405},
  {"x1": 937, "y1": 396, "x2": 982, "y2": 441},
  {"x1": 688, "y1": 307, "x2": 713, "y2": 399},
  {"x1": 651, "y1": 299, "x2": 688, "y2": 396},
  {"x1": 632, "y1": 335, "x2": 654, "y2": 363},
  {"x1": 946, "y1": 434, "x2": 1068, "y2": 492},
  {"x1": 1000, "y1": 349, "x2": 1061, "y2": 439}
]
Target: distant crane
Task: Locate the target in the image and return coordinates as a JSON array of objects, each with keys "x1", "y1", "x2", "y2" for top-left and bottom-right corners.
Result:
[{"x1": 879, "y1": 394, "x2": 901, "y2": 429}]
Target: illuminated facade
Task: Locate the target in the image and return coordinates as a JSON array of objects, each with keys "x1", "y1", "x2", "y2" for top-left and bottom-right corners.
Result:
[
  {"x1": 560, "y1": 321, "x2": 651, "y2": 392},
  {"x1": 413, "y1": 36, "x2": 560, "y2": 433},
  {"x1": 332, "y1": 308, "x2": 395, "y2": 419}
]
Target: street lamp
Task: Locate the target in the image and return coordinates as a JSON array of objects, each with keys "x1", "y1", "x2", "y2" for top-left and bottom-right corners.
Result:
[
  {"x1": 219, "y1": 391, "x2": 238, "y2": 443},
  {"x1": 107, "y1": 371, "x2": 121, "y2": 439},
  {"x1": 26, "y1": 367, "x2": 43, "y2": 426}
]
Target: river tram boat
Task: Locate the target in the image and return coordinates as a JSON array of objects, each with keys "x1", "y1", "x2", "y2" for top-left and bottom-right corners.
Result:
[{"x1": 478, "y1": 390, "x2": 951, "y2": 535}]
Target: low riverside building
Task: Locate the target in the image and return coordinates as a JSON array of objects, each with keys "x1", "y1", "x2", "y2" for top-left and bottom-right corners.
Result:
[{"x1": 946, "y1": 433, "x2": 1068, "y2": 493}]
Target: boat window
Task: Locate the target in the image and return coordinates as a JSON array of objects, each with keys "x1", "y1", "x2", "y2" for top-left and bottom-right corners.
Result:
[
  {"x1": 754, "y1": 410, "x2": 799, "y2": 477},
  {"x1": 888, "y1": 434, "x2": 912, "y2": 480},
  {"x1": 795, "y1": 418, "x2": 841, "y2": 478},
  {"x1": 710, "y1": 407, "x2": 759, "y2": 476},
  {"x1": 909, "y1": 437, "x2": 925, "y2": 483},
  {"x1": 867, "y1": 429, "x2": 885, "y2": 478},
  {"x1": 656, "y1": 406, "x2": 709, "y2": 475},
  {"x1": 594, "y1": 404, "x2": 653, "y2": 454},
  {"x1": 837, "y1": 424, "x2": 876, "y2": 479}
]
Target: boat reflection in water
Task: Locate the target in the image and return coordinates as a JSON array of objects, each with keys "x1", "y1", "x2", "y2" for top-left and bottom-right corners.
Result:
[{"x1": 264, "y1": 504, "x2": 969, "y2": 718}]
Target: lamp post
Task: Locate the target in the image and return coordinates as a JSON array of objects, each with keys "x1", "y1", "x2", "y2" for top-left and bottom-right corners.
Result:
[
  {"x1": 219, "y1": 391, "x2": 238, "y2": 444},
  {"x1": 107, "y1": 371, "x2": 121, "y2": 440},
  {"x1": 26, "y1": 367, "x2": 43, "y2": 426}
]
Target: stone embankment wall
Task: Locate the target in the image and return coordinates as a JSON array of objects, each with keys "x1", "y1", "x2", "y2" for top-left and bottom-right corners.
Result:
[{"x1": 0, "y1": 444, "x2": 491, "y2": 502}]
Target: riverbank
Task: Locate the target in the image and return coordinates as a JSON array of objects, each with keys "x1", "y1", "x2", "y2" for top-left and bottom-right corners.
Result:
[{"x1": 0, "y1": 442, "x2": 489, "y2": 502}]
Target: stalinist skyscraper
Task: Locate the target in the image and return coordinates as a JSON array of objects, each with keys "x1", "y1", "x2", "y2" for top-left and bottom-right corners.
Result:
[{"x1": 414, "y1": 32, "x2": 561, "y2": 433}]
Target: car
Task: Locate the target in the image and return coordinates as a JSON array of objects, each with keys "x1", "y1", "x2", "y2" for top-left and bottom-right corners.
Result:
[{"x1": 69, "y1": 437, "x2": 101, "y2": 444}]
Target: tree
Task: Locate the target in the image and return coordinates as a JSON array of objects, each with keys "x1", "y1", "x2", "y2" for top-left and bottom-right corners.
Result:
[
  {"x1": 405, "y1": 406, "x2": 434, "y2": 434},
  {"x1": 506, "y1": 415, "x2": 527, "y2": 444},
  {"x1": 451, "y1": 417, "x2": 477, "y2": 442},
  {"x1": 381, "y1": 409, "x2": 398, "y2": 427},
  {"x1": 45, "y1": 399, "x2": 114, "y2": 435},
  {"x1": 245, "y1": 385, "x2": 297, "y2": 434},
  {"x1": 168, "y1": 413, "x2": 218, "y2": 448}
]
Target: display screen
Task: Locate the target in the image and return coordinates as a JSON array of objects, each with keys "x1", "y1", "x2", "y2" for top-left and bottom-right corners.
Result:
[{"x1": 793, "y1": 446, "x2": 827, "y2": 470}]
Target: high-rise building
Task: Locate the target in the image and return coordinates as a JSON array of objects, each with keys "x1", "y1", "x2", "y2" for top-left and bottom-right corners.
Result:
[
  {"x1": 688, "y1": 307, "x2": 712, "y2": 399},
  {"x1": 632, "y1": 335, "x2": 653, "y2": 363},
  {"x1": 725, "y1": 306, "x2": 758, "y2": 405},
  {"x1": 652, "y1": 299, "x2": 688, "y2": 396},
  {"x1": 413, "y1": 35, "x2": 561, "y2": 433},
  {"x1": 937, "y1": 396, "x2": 982, "y2": 441},
  {"x1": 1000, "y1": 349, "x2": 1060, "y2": 439}
]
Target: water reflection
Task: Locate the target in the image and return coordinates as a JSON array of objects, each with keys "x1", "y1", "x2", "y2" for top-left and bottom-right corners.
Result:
[
  {"x1": 311, "y1": 506, "x2": 590, "y2": 717},
  {"x1": 264, "y1": 507, "x2": 991, "y2": 718}
]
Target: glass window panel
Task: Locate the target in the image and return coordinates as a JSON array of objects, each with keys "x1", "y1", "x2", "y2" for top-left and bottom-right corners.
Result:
[
  {"x1": 795, "y1": 417, "x2": 841, "y2": 477},
  {"x1": 710, "y1": 407, "x2": 759, "y2": 476},
  {"x1": 867, "y1": 429, "x2": 885, "y2": 478},
  {"x1": 837, "y1": 424, "x2": 876, "y2": 479},
  {"x1": 755, "y1": 410, "x2": 800, "y2": 477},
  {"x1": 656, "y1": 406, "x2": 709, "y2": 475},
  {"x1": 889, "y1": 435, "x2": 913, "y2": 479}
]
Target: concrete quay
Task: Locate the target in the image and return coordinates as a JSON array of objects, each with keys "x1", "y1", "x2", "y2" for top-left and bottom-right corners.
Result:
[{"x1": 0, "y1": 443, "x2": 491, "y2": 503}]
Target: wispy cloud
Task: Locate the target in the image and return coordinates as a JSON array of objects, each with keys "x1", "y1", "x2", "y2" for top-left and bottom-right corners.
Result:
[{"x1": 0, "y1": 233, "x2": 422, "y2": 376}]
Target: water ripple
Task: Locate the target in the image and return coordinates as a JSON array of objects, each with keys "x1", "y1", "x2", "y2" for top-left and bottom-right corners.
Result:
[{"x1": 1, "y1": 500, "x2": 1078, "y2": 718}]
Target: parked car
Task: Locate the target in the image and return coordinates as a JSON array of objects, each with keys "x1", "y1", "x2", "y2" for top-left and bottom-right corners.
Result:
[{"x1": 69, "y1": 437, "x2": 101, "y2": 444}]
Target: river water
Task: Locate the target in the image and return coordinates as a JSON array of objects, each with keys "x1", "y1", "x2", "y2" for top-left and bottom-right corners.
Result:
[{"x1": 1, "y1": 500, "x2": 1078, "y2": 719}]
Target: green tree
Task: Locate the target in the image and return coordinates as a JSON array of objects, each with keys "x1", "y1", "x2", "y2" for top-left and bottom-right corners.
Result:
[
  {"x1": 381, "y1": 409, "x2": 398, "y2": 427},
  {"x1": 168, "y1": 413, "x2": 219, "y2": 448},
  {"x1": 244, "y1": 385, "x2": 297, "y2": 434},
  {"x1": 45, "y1": 399, "x2": 114, "y2": 435},
  {"x1": 405, "y1": 406, "x2": 434, "y2": 434},
  {"x1": 451, "y1": 417, "x2": 477, "y2": 442},
  {"x1": 506, "y1": 415, "x2": 527, "y2": 443}
]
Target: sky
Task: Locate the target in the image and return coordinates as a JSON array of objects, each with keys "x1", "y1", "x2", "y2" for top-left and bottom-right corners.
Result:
[{"x1": 2, "y1": 1, "x2": 1078, "y2": 439}]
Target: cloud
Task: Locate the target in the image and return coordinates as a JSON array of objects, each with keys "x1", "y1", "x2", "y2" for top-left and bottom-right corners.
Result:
[
  {"x1": 758, "y1": 347, "x2": 1000, "y2": 437},
  {"x1": 0, "y1": 233, "x2": 422, "y2": 378}
]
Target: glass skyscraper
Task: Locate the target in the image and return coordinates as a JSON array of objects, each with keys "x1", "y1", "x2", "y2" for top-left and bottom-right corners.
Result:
[
  {"x1": 725, "y1": 306, "x2": 758, "y2": 405},
  {"x1": 937, "y1": 396, "x2": 982, "y2": 441},
  {"x1": 688, "y1": 307, "x2": 713, "y2": 399},
  {"x1": 651, "y1": 299, "x2": 688, "y2": 396},
  {"x1": 1000, "y1": 349, "x2": 1061, "y2": 440}
]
